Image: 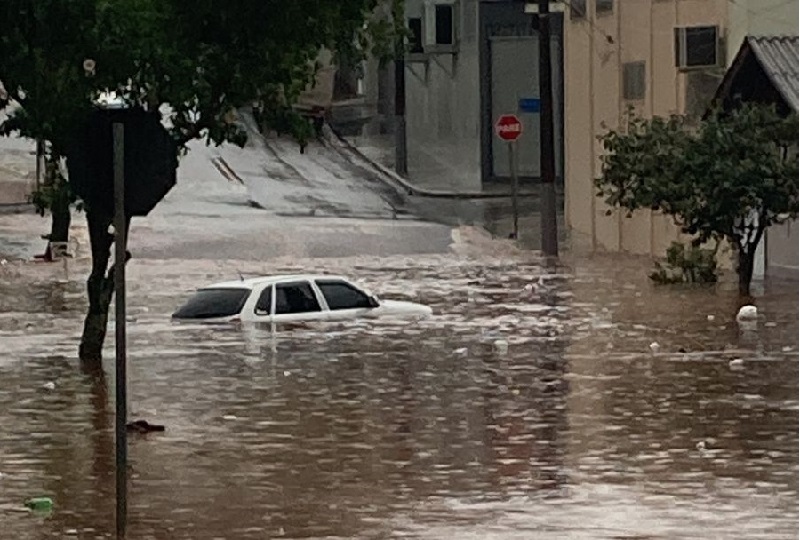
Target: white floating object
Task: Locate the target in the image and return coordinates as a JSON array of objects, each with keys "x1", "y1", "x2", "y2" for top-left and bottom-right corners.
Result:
[
  {"x1": 782, "y1": 346, "x2": 793, "y2": 353},
  {"x1": 107, "y1": 224, "x2": 116, "y2": 235},
  {"x1": 736, "y1": 305, "x2": 758, "y2": 322},
  {"x1": 523, "y1": 283, "x2": 535, "y2": 294},
  {"x1": 222, "y1": 415, "x2": 237, "y2": 421},
  {"x1": 696, "y1": 440, "x2": 707, "y2": 451},
  {"x1": 283, "y1": 370, "x2": 291, "y2": 377},
  {"x1": 649, "y1": 342, "x2": 660, "y2": 353},
  {"x1": 707, "y1": 315, "x2": 715, "y2": 322},
  {"x1": 453, "y1": 347, "x2": 468, "y2": 355},
  {"x1": 42, "y1": 382, "x2": 56, "y2": 391},
  {"x1": 729, "y1": 358, "x2": 745, "y2": 370},
  {"x1": 493, "y1": 339, "x2": 509, "y2": 354}
]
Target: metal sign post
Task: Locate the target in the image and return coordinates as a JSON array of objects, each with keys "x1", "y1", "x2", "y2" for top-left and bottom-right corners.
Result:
[
  {"x1": 495, "y1": 114, "x2": 524, "y2": 240},
  {"x1": 113, "y1": 122, "x2": 128, "y2": 539},
  {"x1": 507, "y1": 141, "x2": 519, "y2": 239}
]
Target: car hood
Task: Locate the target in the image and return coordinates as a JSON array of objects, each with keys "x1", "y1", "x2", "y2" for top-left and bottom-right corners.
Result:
[{"x1": 374, "y1": 299, "x2": 433, "y2": 318}]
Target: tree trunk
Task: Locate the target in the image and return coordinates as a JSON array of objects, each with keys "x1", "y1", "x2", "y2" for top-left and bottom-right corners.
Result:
[
  {"x1": 49, "y1": 186, "x2": 71, "y2": 244},
  {"x1": 737, "y1": 223, "x2": 766, "y2": 296},
  {"x1": 737, "y1": 245, "x2": 755, "y2": 296},
  {"x1": 39, "y1": 157, "x2": 72, "y2": 260},
  {"x1": 78, "y1": 211, "x2": 129, "y2": 366}
]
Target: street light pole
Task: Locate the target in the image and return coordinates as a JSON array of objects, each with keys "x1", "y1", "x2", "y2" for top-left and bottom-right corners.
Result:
[{"x1": 538, "y1": 0, "x2": 559, "y2": 257}]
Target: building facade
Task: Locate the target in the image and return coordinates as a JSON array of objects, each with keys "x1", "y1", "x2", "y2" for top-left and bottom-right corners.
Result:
[
  {"x1": 564, "y1": 0, "x2": 798, "y2": 272},
  {"x1": 402, "y1": 0, "x2": 565, "y2": 191}
]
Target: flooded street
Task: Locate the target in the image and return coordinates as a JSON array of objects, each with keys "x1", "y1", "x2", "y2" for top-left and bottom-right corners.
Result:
[{"x1": 0, "y1": 252, "x2": 796, "y2": 539}]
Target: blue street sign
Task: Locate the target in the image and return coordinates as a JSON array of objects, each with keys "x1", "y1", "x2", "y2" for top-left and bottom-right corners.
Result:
[{"x1": 518, "y1": 98, "x2": 541, "y2": 113}]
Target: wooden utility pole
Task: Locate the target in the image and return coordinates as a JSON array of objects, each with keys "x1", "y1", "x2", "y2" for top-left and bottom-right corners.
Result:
[{"x1": 538, "y1": 0, "x2": 559, "y2": 257}]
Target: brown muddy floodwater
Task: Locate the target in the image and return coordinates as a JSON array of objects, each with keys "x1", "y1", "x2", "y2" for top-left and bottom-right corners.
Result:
[{"x1": 0, "y1": 253, "x2": 796, "y2": 539}]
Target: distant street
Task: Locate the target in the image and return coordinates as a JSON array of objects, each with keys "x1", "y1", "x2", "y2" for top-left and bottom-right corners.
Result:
[{"x1": 0, "y1": 111, "x2": 458, "y2": 261}]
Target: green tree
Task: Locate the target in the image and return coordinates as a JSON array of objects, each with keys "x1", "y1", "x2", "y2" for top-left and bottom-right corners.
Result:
[
  {"x1": 596, "y1": 102, "x2": 798, "y2": 295},
  {"x1": 0, "y1": 0, "x2": 400, "y2": 363},
  {"x1": 0, "y1": 1, "x2": 103, "y2": 253}
]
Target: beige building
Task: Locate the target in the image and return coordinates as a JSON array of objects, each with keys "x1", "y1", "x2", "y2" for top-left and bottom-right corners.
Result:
[{"x1": 563, "y1": 0, "x2": 799, "y2": 266}]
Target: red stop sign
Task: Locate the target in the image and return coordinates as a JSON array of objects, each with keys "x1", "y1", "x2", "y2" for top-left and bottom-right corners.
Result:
[{"x1": 495, "y1": 114, "x2": 523, "y2": 141}]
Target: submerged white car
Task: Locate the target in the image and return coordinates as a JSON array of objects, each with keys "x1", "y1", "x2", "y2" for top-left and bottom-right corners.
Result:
[{"x1": 172, "y1": 274, "x2": 432, "y2": 323}]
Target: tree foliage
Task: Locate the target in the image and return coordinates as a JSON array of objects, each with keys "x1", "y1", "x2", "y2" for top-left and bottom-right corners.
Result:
[
  {"x1": 0, "y1": 0, "x2": 401, "y2": 362},
  {"x1": 597, "y1": 103, "x2": 799, "y2": 293},
  {"x1": 1, "y1": 0, "x2": 399, "y2": 151}
]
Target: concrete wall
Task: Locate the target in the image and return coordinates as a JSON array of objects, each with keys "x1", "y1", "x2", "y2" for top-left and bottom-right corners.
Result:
[
  {"x1": 403, "y1": 0, "x2": 564, "y2": 191},
  {"x1": 564, "y1": 0, "x2": 730, "y2": 256},
  {"x1": 405, "y1": 0, "x2": 483, "y2": 191},
  {"x1": 727, "y1": 0, "x2": 799, "y2": 60},
  {"x1": 766, "y1": 220, "x2": 799, "y2": 278}
]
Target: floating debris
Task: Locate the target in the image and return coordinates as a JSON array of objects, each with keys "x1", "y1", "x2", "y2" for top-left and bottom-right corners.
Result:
[
  {"x1": 736, "y1": 305, "x2": 758, "y2": 322},
  {"x1": 24, "y1": 497, "x2": 53, "y2": 512},
  {"x1": 729, "y1": 358, "x2": 745, "y2": 370},
  {"x1": 126, "y1": 420, "x2": 165, "y2": 433}
]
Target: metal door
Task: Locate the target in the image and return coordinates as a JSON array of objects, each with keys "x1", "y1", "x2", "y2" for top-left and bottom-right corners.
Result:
[{"x1": 489, "y1": 35, "x2": 563, "y2": 181}]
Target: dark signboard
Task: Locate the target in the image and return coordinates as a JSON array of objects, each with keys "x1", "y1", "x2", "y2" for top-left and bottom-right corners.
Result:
[{"x1": 67, "y1": 107, "x2": 178, "y2": 218}]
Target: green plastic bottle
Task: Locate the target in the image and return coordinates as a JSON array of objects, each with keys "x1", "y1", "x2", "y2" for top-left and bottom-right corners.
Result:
[{"x1": 24, "y1": 497, "x2": 53, "y2": 512}]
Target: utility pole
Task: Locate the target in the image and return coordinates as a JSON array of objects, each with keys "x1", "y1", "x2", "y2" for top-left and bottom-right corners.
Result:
[
  {"x1": 394, "y1": 53, "x2": 408, "y2": 176},
  {"x1": 113, "y1": 122, "x2": 128, "y2": 540},
  {"x1": 538, "y1": 0, "x2": 559, "y2": 257}
]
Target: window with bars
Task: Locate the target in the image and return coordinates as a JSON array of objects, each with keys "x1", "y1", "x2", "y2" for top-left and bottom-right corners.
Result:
[
  {"x1": 408, "y1": 17, "x2": 424, "y2": 54},
  {"x1": 596, "y1": 0, "x2": 613, "y2": 15},
  {"x1": 674, "y1": 26, "x2": 719, "y2": 69},
  {"x1": 408, "y1": 1, "x2": 458, "y2": 55},
  {"x1": 425, "y1": 0, "x2": 458, "y2": 52},
  {"x1": 623, "y1": 61, "x2": 646, "y2": 101},
  {"x1": 570, "y1": 0, "x2": 586, "y2": 20}
]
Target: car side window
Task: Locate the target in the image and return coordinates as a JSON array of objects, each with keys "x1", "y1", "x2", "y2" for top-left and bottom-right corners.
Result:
[
  {"x1": 316, "y1": 280, "x2": 372, "y2": 310},
  {"x1": 275, "y1": 282, "x2": 321, "y2": 314},
  {"x1": 254, "y1": 286, "x2": 272, "y2": 315}
]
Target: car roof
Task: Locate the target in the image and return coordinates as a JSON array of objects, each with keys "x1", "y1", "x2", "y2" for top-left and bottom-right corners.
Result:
[{"x1": 202, "y1": 274, "x2": 351, "y2": 290}]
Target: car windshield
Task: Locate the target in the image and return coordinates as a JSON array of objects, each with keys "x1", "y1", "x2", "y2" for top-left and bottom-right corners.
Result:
[{"x1": 172, "y1": 288, "x2": 250, "y2": 319}]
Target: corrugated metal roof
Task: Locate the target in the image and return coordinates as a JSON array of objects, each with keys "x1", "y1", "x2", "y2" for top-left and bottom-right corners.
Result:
[{"x1": 747, "y1": 36, "x2": 799, "y2": 112}]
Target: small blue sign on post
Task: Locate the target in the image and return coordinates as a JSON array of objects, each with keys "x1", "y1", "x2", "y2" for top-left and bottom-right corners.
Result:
[{"x1": 518, "y1": 98, "x2": 541, "y2": 113}]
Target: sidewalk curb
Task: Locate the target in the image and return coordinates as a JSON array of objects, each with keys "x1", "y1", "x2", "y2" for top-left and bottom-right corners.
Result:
[
  {"x1": 0, "y1": 203, "x2": 34, "y2": 215},
  {"x1": 323, "y1": 125, "x2": 544, "y2": 200}
]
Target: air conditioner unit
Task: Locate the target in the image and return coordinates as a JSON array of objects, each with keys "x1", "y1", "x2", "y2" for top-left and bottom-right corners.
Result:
[{"x1": 674, "y1": 26, "x2": 720, "y2": 70}]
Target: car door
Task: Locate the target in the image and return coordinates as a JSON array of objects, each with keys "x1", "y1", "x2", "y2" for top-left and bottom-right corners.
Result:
[
  {"x1": 250, "y1": 284, "x2": 274, "y2": 323},
  {"x1": 314, "y1": 279, "x2": 376, "y2": 321},
  {"x1": 271, "y1": 281, "x2": 327, "y2": 324}
]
